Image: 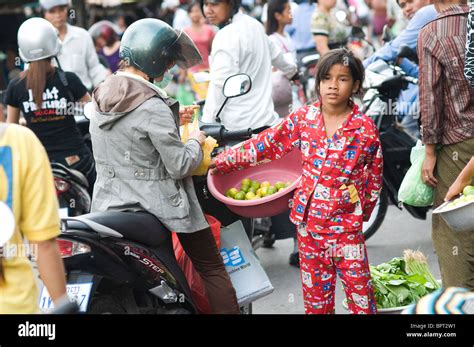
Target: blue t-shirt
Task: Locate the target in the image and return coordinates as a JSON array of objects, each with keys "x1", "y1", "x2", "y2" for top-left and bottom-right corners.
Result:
[
  {"x1": 363, "y1": 5, "x2": 437, "y2": 77},
  {"x1": 286, "y1": 1, "x2": 317, "y2": 51}
]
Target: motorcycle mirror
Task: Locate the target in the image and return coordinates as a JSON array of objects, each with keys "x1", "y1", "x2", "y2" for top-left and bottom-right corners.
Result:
[
  {"x1": 213, "y1": 74, "x2": 252, "y2": 123},
  {"x1": 350, "y1": 26, "x2": 365, "y2": 39},
  {"x1": 222, "y1": 73, "x2": 252, "y2": 98},
  {"x1": 83, "y1": 102, "x2": 93, "y2": 120},
  {"x1": 335, "y1": 10, "x2": 347, "y2": 23},
  {"x1": 0, "y1": 201, "x2": 15, "y2": 247},
  {"x1": 381, "y1": 25, "x2": 392, "y2": 43}
]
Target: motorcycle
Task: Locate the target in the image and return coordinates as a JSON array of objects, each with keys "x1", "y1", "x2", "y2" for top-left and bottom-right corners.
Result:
[
  {"x1": 191, "y1": 72, "x2": 274, "y2": 252},
  {"x1": 0, "y1": 91, "x2": 92, "y2": 217},
  {"x1": 51, "y1": 162, "x2": 91, "y2": 217},
  {"x1": 51, "y1": 104, "x2": 93, "y2": 217},
  {"x1": 38, "y1": 74, "x2": 261, "y2": 314},
  {"x1": 360, "y1": 49, "x2": 430, "y2": 240},
  {"x1": 298, "y1": 53, "x2": 320, "y2": 104}
]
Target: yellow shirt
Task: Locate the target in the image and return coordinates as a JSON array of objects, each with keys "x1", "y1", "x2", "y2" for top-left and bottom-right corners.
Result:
[{"x1": 0, "y1": 124, "x2": 60, "y2": 314}]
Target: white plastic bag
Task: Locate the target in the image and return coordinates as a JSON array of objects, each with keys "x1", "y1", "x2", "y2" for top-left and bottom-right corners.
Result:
[{"x1": 220, "y1": 220, "x2": 274, "y2": 306}]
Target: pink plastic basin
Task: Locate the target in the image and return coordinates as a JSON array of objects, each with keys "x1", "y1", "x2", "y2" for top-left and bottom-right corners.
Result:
[{"x1": 207, "y1": 148, "x2": 303, "y2": 218}]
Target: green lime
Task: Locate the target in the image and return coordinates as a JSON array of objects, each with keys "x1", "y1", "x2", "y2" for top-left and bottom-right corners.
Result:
[
  {"x1": 267, "y1": 186, "x2": 277, "y2": 195},
  {"x1": 245, "y1": 192, "x2": 256, "y2": 200},
  {"x1": 241, "y1": 178, "x2": 251, "y2": 186},
  {"x1": 250, "y1": 180, "x2": 260, "y2": 190},
  {"x1": 241, "y1": 184, "x2": 250, "y2": 193},
  {"x1": 275, "y1": 182, "x2": 285, "y2": 190},
  {"x1": 463, "y1": 185, "x2": 474, "y2": 196},
  {"x1": 234, "y1": 191, "x2": 246, "y2": 200},
  {"x1": 226, "y1": 187, "x2": 239, "y2": 198}
]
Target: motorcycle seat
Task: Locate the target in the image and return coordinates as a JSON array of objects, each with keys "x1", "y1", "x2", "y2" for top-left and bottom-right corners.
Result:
[
  {"x1": 68, "y1": 168, "x2": 89, "y2": 187},
  {"x1": 76, "y1": 212, "x2": 170, "y2": 247}
]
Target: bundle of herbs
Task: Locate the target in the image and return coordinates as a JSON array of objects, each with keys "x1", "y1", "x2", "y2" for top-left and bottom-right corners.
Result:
[{"x1": 370, "y1": 250, "x2": 440, "y2": 309}]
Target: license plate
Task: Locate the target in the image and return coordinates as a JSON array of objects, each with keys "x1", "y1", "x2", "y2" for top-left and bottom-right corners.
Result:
[
  {"x1": 59, "y1": 208, "x2": 69, "y2": 218},
  {"x1": 39, "y1": 283, "x2": 93, "y2": 313}
]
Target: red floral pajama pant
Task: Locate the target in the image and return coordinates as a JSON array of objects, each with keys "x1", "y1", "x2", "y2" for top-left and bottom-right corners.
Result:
[{"x1": 296, "y1": 224, "x2": 377, "y2": 314}]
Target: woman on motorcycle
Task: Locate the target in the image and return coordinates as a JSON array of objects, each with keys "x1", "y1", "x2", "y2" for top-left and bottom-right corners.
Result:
[
  {"x1": 88, "y1": 18, "x2": 240, "y2": 314},
  {"x1": 3, "y1": 18, "x2": 95, "y2": 192}
]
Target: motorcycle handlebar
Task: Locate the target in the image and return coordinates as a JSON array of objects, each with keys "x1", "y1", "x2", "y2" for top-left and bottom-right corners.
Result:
[
  {"x1": 200, "y1": 123, "x2": 253, "y2": 144},
  {"x1": 252, "y1": 125, "x2": 271, "y2": 134},
  {"x1": 222, "y1": 128, "x2": 253, "y2": 141}
]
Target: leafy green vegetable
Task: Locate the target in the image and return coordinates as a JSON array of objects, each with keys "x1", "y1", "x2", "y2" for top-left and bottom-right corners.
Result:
[
  {"x1": 403, "y1": 249, "x2": 441, "y2": 291},
  {"x1": 370, "y1": 250, "x2": 440, "y2": 309}
]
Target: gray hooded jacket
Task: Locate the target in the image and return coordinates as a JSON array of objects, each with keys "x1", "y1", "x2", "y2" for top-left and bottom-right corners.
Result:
[{"x1": 90, "y1": 72, "x2": 208, "y2": 233}]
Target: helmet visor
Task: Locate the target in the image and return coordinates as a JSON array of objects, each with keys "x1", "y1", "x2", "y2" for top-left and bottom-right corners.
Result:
[{"x1": 167, "y1": 30, "x2": 203, "y2": 69}]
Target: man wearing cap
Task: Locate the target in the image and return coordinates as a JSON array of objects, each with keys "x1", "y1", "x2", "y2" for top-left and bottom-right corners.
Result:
[{"x1": 39, "y1": 0, "x2": 108, "y2": 91}]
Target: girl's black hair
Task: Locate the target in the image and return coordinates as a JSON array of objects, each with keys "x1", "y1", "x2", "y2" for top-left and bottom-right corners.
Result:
[
  {"x1": 266, "y1": 0, "x2": 289, "y2": 35},
  {"x1": 187, "y1": 1, "x2": 201, "y2": 13},
  {"x1": 315, "y1": 48, "x2": 365, "y2": 97}
]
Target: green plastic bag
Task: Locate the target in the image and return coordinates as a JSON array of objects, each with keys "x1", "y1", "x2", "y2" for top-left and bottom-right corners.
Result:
[
  {"x1": 175, "y1": 83, "x2": 195, "y2": 106},
  {"x1": 398, "y1": 140, "x2": 434, "y2": 207}
]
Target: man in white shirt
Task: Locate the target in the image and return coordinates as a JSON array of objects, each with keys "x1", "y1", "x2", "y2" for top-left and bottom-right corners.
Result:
[
  {"x1": 201, "y1": 0, "x2": 297, "y2": 131},
  {"x1": 40, "y1": 0, "x2": 108, "y2": 91}
]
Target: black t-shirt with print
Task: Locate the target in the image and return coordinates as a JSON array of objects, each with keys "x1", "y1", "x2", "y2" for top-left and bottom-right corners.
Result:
[{"x1": 4, "y1": 69, "x2": 87, "y2": 155}]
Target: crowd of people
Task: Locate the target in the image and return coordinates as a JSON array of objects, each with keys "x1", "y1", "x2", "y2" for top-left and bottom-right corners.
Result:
[{"x1": 0, "y1": 0, "x2": 473, "y2": 315}]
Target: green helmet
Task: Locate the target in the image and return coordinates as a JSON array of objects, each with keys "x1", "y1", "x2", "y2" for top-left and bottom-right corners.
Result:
[{"x1": 119, "y1": 18, "x2": 202, "y2": 79}]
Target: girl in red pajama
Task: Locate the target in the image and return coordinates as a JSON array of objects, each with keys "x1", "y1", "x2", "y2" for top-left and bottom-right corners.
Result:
[{"x1": 212, "y1": 49, "x2": 383, "y2": 314}]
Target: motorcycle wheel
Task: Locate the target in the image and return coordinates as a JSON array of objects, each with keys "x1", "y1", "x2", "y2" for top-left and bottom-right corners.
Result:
[{"x1": 362, "y1": 186, "x2": 388, "y2": 241}]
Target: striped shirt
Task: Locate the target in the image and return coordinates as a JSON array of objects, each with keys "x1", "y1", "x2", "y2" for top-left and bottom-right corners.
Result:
[{"x1": 418, "y1": 5, "x2": 474, "y2": 145}]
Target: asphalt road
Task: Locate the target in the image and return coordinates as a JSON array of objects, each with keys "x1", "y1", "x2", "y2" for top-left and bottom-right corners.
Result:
[{"x1": 253, "y1": 204, "x2": 440, "y2": 314}]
